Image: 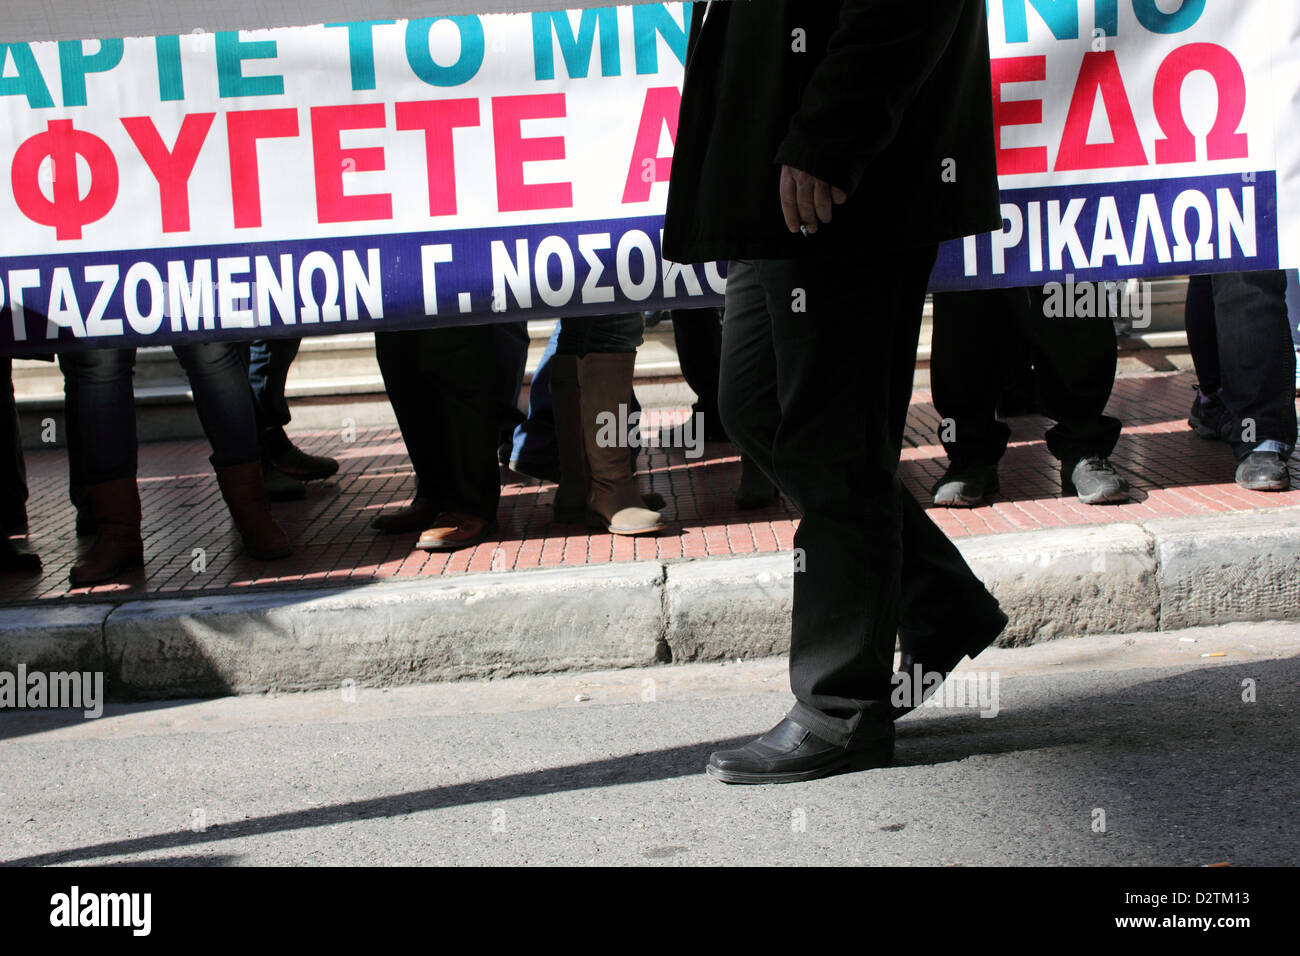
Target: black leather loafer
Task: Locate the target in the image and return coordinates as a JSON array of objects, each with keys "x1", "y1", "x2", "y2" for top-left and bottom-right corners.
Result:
[
  {"x1": 706, "y1": 717, "x2": 894, "y2": 785},
  {"x1": 892, "y1": 607, "x2": 1009, "y2": 719}
]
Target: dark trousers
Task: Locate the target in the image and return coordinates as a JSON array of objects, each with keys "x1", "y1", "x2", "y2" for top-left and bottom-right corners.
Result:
[
  {"x1": 718, "y1": 252, "x2": 1001, "y2": 747},
  {"x1": 60, "y1": 344, "x2": 260, "y2": 490},
  {"x1": 930, "y1": 287, "x2": 1120, "y2": 468},
  {"x1": 492, "y1": 321, "x2": 530, "y2": 451},
  {"x1": 670, "y1": 307, "x2": 731, "y2": 441},
  {"x1": 374, "y1": 325, "x2": 501, "y2": 522},
  {"x1": 0, "y1": 358, "x2": 27, "y2": 527},
  {"x1": 1185, "y1": 271, "x2": 1297, "y2": 459}
]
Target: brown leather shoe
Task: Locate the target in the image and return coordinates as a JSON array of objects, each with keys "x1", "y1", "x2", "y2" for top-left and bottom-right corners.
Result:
[
  {"x1": 215, "y1": 462, "x2": 292, "y2": 560},
  {"x1": 70, "y1": 477, "x2": 144, "y2": 586},
  {"x1": 416, "y1": 512, "x2": 489, "y2": 551}
]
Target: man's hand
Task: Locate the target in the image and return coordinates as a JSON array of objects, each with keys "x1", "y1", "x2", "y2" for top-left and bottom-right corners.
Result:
[{"x1": 779, "y1": 165, "x2": 848, "y2": 235}]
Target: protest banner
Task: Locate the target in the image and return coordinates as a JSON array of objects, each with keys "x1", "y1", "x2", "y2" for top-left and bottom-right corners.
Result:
[
  {"x1": 932, "y1": 0, "x2": 1300, "y2": 293},
  {"x1": 0, "y1": 1, "x2": 1296, "y2": 353},
  {"x1": 0, "y1": 4, "x2": 710, "y2": 354}
]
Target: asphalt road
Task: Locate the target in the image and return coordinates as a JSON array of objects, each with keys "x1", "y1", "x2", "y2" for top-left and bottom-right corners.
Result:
[{"x1": 1, "y1": 621, "x2": 1298, "y2": 867}]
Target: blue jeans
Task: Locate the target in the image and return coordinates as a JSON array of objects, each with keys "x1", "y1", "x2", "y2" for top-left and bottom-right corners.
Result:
[
  {"x1": 246, "y1": 338, "x2": 300, "y2": 433},
  {"x1": 510, "y1": 323, "x2": 560, "y2": 469},
  {"x1": 60, "y1": 344, "x2": 261, "y2": 488}
]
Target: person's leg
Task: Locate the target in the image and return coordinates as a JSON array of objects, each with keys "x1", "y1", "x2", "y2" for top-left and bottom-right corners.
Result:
[
  {"x1": 710, "y1": 246, "x2": 1003, "y2": 781},
  {"x1": 60, "y1": 349, "x2": 139, "y2": 487},
  {"x1": 247, "y1": 338, "x2": 299, "y2": 432},
  {"x1": 413, "y1": 324, "x2": 502, "y2": 550},
  {"x1": 250, "y1": 337, "x2": 338, "y2": 485},
  {"x1": 372, "y1": 329, "x2": 444, "y2": 531},
  {"x1": 173, "y1": 343, "x2": 261, "y2": 468},
  {"x1": 173, "y1": 342, "x2": 291, "y2": 559},
  {"x1": 491, "y1": 321, "x2": 530, "y2": 462},
  {"x1": 509, "y1": 322, "x2": 560, "y2": 480},
  {"x1": 0, "y1": 357, "x2": 29, "y2": 530},
  {"x1": 717, "y1": 261, "x2": 783, "y2": 495},
  {"x1": 1027, "y1": 285, "x2": 1127, "y2": 501},
  {"x1": 928, "y1": 288, "x2": 1022, "y2": 505},
  {"x1": 1184, "y1": 275, "x2": 1221, "y2": 392},
  {"x1": 670, "y1": 307, "x2": 728, "y2": 440},
  {"x1": 672, "y1": 304, "x2": 773, "y2": 508},
  {"x1": 551, "y1": 314, "x2": 664, "y2": 532},
  {"x1": 0, "y1": 357, "x2": 38, "y2": 571},
  {"x1": 759, "y1": 248, "x2": 931, "y2": 744},
  {"x1": 58, "y1": 348, "x2": 144, "y2": 584},
  {"x1": 1287, "y1": 271, "x2": 1300, "y2": 393},
  {"x1": 1184, "y1": 274, "x2": 1232, "y2": 440},
  {"x1": 714, "y1": 269, "x2": 783, "y2": 513},
  {"x1": 563, "y1": 314, "x2": 663, "y2": 533},
  {"x1": 1211, "y1": 269, "x2": 1296, "y2": 489}
]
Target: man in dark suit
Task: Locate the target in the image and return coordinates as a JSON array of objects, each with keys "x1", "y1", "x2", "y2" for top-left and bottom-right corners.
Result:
[{"x1": 664, "y1": 0, "x2": 1010, "y2": 783}]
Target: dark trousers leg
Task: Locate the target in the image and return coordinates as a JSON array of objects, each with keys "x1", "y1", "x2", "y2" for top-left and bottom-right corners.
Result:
[
  {"x1": 375, "y1": 326, "x2": 500, "y2": 521},
  {"x1": 59, "y1": 349, "x2": 139, "y2": 487},
  {"x1": 1184, "y1": 274, "x2": 1220, "y2": 393},
  {"x1": 929, "y1": 289, "x2": 1027, "y2": 465},
  {"x1": 0, "y1": 359, "x2": 28, "y2": 526},
  {"x1": 376, "y1": 330, "x2": 444, "y2": 505},
  {"x1": 670, "y1": 307, "x2": 725, "y2": 438},
  {"x1": 172, "y1": 342, "x2": 261, "y2": 468},
  {"x1": 1026, "y1": 287, "x2": 1122, "y2": 465},
  {"x1": 492, "y1": 321, "x2": 530, "y2": 450},
  {"x1": 719, "y1": 251, "x2": 998, "y2": 746},
  {"x1": 1211, "y1": 269, "x2": 1297, "y2": 458}
]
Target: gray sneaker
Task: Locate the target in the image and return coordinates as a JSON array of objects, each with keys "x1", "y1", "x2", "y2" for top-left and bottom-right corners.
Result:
[
  {"x1": 932, "y1": 460, "x2": 999, "y2": 507},
  {"x1": 1065, "y1": 456, "x2": 1130, "y2": 504},
  {"x1": 1235, "y1": 451, "x2": 1290, "y2": 491}
]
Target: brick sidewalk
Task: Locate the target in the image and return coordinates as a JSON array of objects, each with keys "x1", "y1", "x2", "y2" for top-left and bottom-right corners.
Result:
[{"x1": 3, "y1": 368, "x2": 1298, "y2": 607}]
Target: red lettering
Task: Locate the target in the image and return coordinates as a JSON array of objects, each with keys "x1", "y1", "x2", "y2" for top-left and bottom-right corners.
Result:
[
  {"x1": 1056, "y1": 52, "x2": 1147, "y2": 171},
  {"x1": 226, "y1": 108, "x2": 299, "y2": 229},
  {"x1": 622, "y1": 86, "x2": 680, "y2": 204},
  {"x1": 1153, "y1": 44, "x2": 1248, "y2": 165},
  {"x1": 11, "y1": 120, "x2": 119, "y2": 241},
  {"x1": 394, "y1": 98, "x2": 480, "y2": 217},
  {"x1": 492, "y1": 93, "x2": 572, "y2": 213},
  {"x1": 121, "y1": 113, "x2": 215, "y2": 233},
  {"x1": 990, "y1": 56, "x2": 1048, "y2": 175},
  {"x1": 311, "y1": 103, "x2": 392, "y2": 224}
]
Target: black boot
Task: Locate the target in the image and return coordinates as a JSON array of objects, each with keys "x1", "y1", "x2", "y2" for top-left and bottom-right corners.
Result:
[{"x1": 262, "y1": 427, "x2": 339, "y2": 482}]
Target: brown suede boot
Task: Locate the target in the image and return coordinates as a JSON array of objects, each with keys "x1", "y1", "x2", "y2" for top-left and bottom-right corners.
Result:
[
  {"x1": 69, "y1": 477, "x2": 144, "y2": 586},
  {"x1": 578, "y1": 352, "x2": 666, "y2": 535},
  {"x1": 215, "y1": 462, "x2": 292, "y2": 560},
  {"x1": 550, "y1": 354, "x2": 590, "y2": 523}
]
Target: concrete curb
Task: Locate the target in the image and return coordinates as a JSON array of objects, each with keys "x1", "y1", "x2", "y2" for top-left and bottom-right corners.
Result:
[{"x1": 4, "y1": 506, "x2": 1299, "y2": 699}]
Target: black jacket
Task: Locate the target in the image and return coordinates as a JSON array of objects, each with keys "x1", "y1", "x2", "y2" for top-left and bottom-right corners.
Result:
[{"x1": 662, "y1": 0, "x2": 1002, "y2": 263}]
